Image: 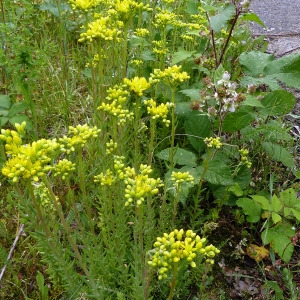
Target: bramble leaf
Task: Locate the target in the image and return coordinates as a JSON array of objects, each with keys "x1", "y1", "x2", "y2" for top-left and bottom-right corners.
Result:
[{"x1": 236, "y1": 197, "x2": 261, "y2": 223}]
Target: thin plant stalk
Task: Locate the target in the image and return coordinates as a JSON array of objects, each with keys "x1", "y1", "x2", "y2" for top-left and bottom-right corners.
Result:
[{"x1": 168, "y1": 262, "x2": 179, "y2": 300}]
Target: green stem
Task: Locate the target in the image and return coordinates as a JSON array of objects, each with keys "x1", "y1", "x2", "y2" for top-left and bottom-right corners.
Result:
[
  {"x1": 134, "y1": 95, "x2": 141, "y2": 170},
  {"x1": 168, "y1": 262, "x2": 179, "y2": 300},
  {"x1": 171, "y1": 185, "x2": 180, "y2": 228},
  {"x1": 77, "y1": 147, "x2": 94, "y2": 233},
  {"x1": 169, "y1": 88, "x2": 177, "y2": 169},
  {"x1": 148, "y1": 118, "x2": 156, "y2": 166},
  {"x1": 41, "y1": 175, "x2": 99, "y2": 295}
]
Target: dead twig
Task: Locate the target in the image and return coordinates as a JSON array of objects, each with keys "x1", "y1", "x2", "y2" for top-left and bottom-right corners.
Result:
[{"x1": 0, "y1": 224, "x2": 24, "y2": 283}]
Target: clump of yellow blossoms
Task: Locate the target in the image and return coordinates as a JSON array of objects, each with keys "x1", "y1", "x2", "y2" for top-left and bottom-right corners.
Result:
[
  {"x1": 144, "y1": 99, "x2": 174, "y2": 127},
  {"x1": 98, "y1": 84, "x2": 134, "y2": 125},
  {"x1": 59, "y1": 124, "x2": 101, "y2": 153},
  {"x1": 149, "y1": 65, "x2": 190, "y2": 86},
  {"x1": 52, "y1": 159, "x2": 76, "y2": 180},
  {"x1": 154, "y1": 10, "x2": 180, "y2": 28},
  {"x1": 94, "y1": 156, "x2": 163, "y2": 207},
  {"x1": 0, "y1": 122, "x2": 100, "y2": 182},
  {"x1": 204, "y1": 137, "x2": 222, "y2": 149},
  {"x1": 148, "y1": 229, "x2": 220, "y2": 280},
  {"x1": 171, "y1": 171, "x2": 194, "y2": 187},
  {"x1": 123, "y1": 77, "x2": 151, "y2": 97},
  {"x1": 123, "y1": 164, "x2": 163, "y2": 206},
  {"x1": 78, "y1": 16, "x2": 123, "y2": 42},
  {"x1": 69, "y1": 0, "x2": 100, "y2": 11},
  {"x1": 239, "y1": 148, "x2": 252, "y2": 168},
  {"x1": 106, "y1": 139, "x2": 118, "y2": 155}
]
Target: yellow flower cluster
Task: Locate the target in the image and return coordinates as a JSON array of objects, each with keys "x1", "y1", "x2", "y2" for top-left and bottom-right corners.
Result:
[
  {"x1": 149, "y1": 65, "x2": 190, "y2": 86},
  {"x1": 78, "y1": 16, "x2": 123, "y2": 42},
  {"x1": 69, "y1": 0, "x2": 100, "y2": 11},
  {"x1": 94, "y1": 157, "x2": 163, "y2": 207},
  {"x1": 52, "y1": 159, "x2": 76, "y2": 180},
  {"x1": 152, "y1": 40, "x2": 168, "y2": 56},
  {"x1": 148, "y1": 229, "x2": 220, "y2": 280},
  {"x1": 134, "y1": 28, "x2": 150, "y2": 37},
  {"x1": 123, "y1": 164, "x2": 163, "y2": 206},
  {"x1": 106, "y1": 139, "x2": 118, "y2": 155},
  {"x1": 59, "y1": 124, "x2": 101, "y2": 153},
  {"x1": 98, "y1": 84, "x2": 134, "y2": 125},
  {"x1": 0, "y1": 122, "x2": 100, "y2": 183},
  {"x1": 34, "y1": 182, "x2": 60, "y2": 211},
  {"x1": 204, "y1": 137, "x2": 222, "y2": 149},
  {"x1": 171, "y1": 171, "x2": 194, "y2": 185},
  {"x1": 113, "y1": 0, "x2": 146, "y2": 20},
  {"x1": 94, "y1": 169, "x2": 116, "y2": 186},
  {"x1": 123, "y1": 77, "x2": 151, "y2": 96},
  {"x1": 154, "y1": 10, "x2": 179, "y2": 28},
  {"x1": 239, "y1": 148, "x2": 252, "y2": 169},
  {"x1": 144, "y1": 99, "x2": 173, "y2": 127}
]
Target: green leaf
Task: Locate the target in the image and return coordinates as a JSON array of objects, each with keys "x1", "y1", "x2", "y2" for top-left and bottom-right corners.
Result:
[
  {"x1": 259, "y1": 90, "x2": 296, "y2": 116},
  {"x1": 261, "y1": 224, "x2": 294, "y2": 263},
  {"x1": 164, "y1": 167, "x2": 197, "y2": 205},
  {"x1": 175, "y1": 102, "x2": 193, "y2": 116},
  {"x1": 228, "y1": 182, "x2": 243, "y2": 197},
  {"x1": 0, "y1": 95, "x2": 11, "y2": 109},
  {"x1": 184, "y1": 114, "x2": 211, "y2": 153},
  {"x1": 239, "y1": 13, "x2": 265, "y2": 27},
  {"x1": 264, "y1": 53, "x2": 300, "y2": 89},
  {"x1": 222, "y1": 107, "x2": 256, "y2": 132},
  {"x1": 251, "y1": 195, "x2": 270, "y2": 210},
  {"x1": 236, "y1": 197, "x2": 261, "y2": 223},
  {"x1": 9, "y1": 115, "x2": 33, "y2": 131},
  {"x1": 180, "y1": 89, "x2": 201, "y2": 101},
  {"x1": 279, "y1": 188, "x2": 298, "y2": 206},
  {"x1": 271, "y1": 195, "x2": 283, "y2": 213},
  {"x1": 271, "y1": 212, "x2": 282, "y2": 224},
  {"x1": 196, "y1": 160, "x2": 233, "y2": 186},
  {"x1": 0, "y1": 117, "x2": 9, "y2": 127},
  {"x1": 242, "y1": 95, "x2": 264, "y2": 108},
  {"x1": 234, "y1": 165, "x2": 251, "y2": 189},
  {"x1": 156, "y1": 147, "x2": 197, "y2": 166},
  {"x1": 240, "y1": 51, "x2": 300, "y2": 90},
  {"x1": 141, "y1": 50, "x2": 155, "y2": 61},
  {"x1": 239, "y1": 51, "x2": 273, "y2": 77},
  {"x1": 210, "y1": 5, "x2": 236, "y2": 33},
  {"x1": 7, "y1": 102, "x2": 29, "y2": 118},
  {"x1": 262, "y1": 142, "x2": 294, "y2": 168},
  {"x1": 171, "y1": 50, "x2": 196, "y2": 65}
]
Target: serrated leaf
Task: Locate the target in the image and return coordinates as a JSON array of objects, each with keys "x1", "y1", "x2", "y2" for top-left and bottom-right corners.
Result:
[
  {"x1": 156, "y1": 147, "x2": 197, "y2": 166},
  {"x1": 164, "y1": 167, "x2": 196, "y2": 205},
  {"x1": 291, "y1": 209, "x2": 300, "y2": 221},
  {"x1": 239, "y1": 13, "x2": 265, "y2": 27},
  {"x1": 7, "y1": 102, "x2": 29, "y2": 118},
  {"x1": 9, "y1": 115, "x2": 33, "y2": 131},
  {"x1": 228, "y1": 182, "x2": 243, "y2": 197},
  {"x1": 196, "y1": 160, "x2": 233, "y2": 186},
  {"x1": 251, "y1": 195, "x2": 270, "y2": 210},
  {"x1": 236, "y1": 197, "x2": 261, "y2": 223},
  {"x1": 184, "y1": 114, "x2": 211, "y2": 153},
  {"x1": 239, "y1": 51, "x2": 274, "y2": 77},
  {"x1": 141, "y1": 50, "x2": 155, "y2": 61},
  {"x1": 261, "y1": 224, "x2": 294, "y2": 263},
  {"x1": 271, "y1": 195, "x2": 283, "y2": 213},
  {"x1": 259, "y1": 90, "x2": 295, "y2": 116},
  {"x1": 264, "y1": 53, "x2": 300, "y2": 89},
  {"x1": 262, "y1": 142, "x2": 294, "y2": 168},
  {"x1": 222, "y1": 107, "x2": 256, "y2": 132},
  {"x1": 240, "y1": 51, "x2": 300, "y2": 90},
  {"x1": 210, "y1": 5, "x2": 235, "y2": 33},
  {"x1": 234, "y1": 165, "x2": 251, "y2": 189},
  {"x1": 242, "y1": 95, "x2": 264, "y2": 107},
  {"x1": 271, "y1": 212, "x2": 282, "y2": 224},
  {"x1": 180, "y1": 89, "x2": 201, "y2": 101},
  {"x1": 0, "y1": 95, "x2": 11, "y2": 109},
  {"x1": 279, "y1": 188, "x2": 297, "y2": 206},
  {"x1": 0, "y1": 117, "x2": 9, "y2": 127},
  {"x1": 171, "y1": 50, "x2": 196, "y2": 65}
]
